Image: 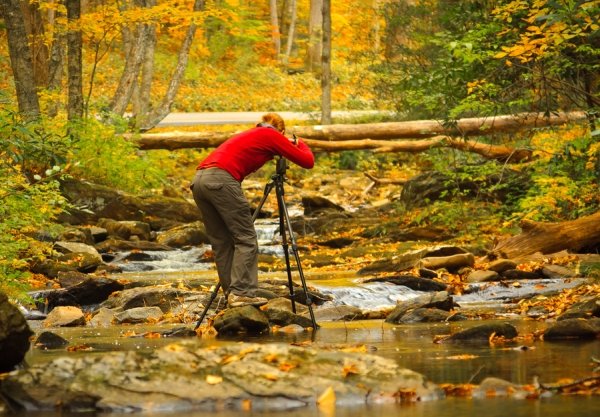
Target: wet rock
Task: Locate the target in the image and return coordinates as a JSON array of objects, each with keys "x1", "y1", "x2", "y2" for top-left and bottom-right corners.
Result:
[
  {"x1": 446, "y1": 322, "x2": 518, "y2": 342},
  {"x1": 59, "y1": 227, "x2": 95, "y2": 245},
  {"x1": 501, "y1": 269, "x2": 543, "y2": 280},
  {"x1": 385, "y1": 291, "x2": 456, "y2": 324},
  {"x1": 264, "y1": 307, "x2": 314, "y2": 328},
  {"x1": 98, "y1": 218, "x2": 152, "y2": 241},
  {"x1": 261, "y1": 279, "x2": 332, "y2": 306},
  {"x1": 486, "y1": 259, "x2": 517, "y2": 273},
  {"x1": 100, "y1": 285, "x2": 203, "y2": 314},
  {"x1": 34, "y1": 331, "x2": 69, "y2": 350},
  {"x1": 543, "y1": 318, "x2": 599, "y2": 340},
  {"x1": 397, "y1": 308, "x2": 451, "y2": 323},
  {"x1": 313, "y1": 305, "x2": 365, "y2": 321},
  {"x1": 89, "y1": 307, "x2": 119, "y2": 327},
  {"x1": 364, "y1": 275, "x2": 447, "y2": 292},
  {"x1": 155, "y1": 221, "x2": 209, "y2": 248},
  {"x1": 213, "y1": 306, "x2": 270, "y2": 335},
  {"x1": 33, "y1": 276, "x2": 124, "y2": 311},
  {"x1": 302, "y1": 195, "x2": 345, "y2": 216},
  {"x1": 318, "y1": 236, "x2": 355, "y2": 248},
  {"x1": 95, "y1": 237, "x2": 173, "y2": 253},
  {"x1": 0, "y1": 343, "x2": 442, "y2": 412},
  {"x1": 419, "y1": 253, "x2": 475, "y2": 272},
  {"x1": 114, "y1": 307, "x2": 163, "y2": 324},
  {"x1": 0, "y1": 292, "x2": 33, "y2": 372},
  {"x1": 418, "y1": 268, "x2": 438, "y2": 279},
  {"x1": 473, "y1": 377, "x2": 533, "y2": 399},
  {"x1": 385, "y1": 226, "x2": 453, "y2": 242},
  {"x1": 541, "y1": 264, "x2": 577, "y2": 279},
  {"x1": 53, "y1": 241, "x2": 103, "y2": 262},
  {"x1": 466, "y1": 270, "x2": 500, "y2": 283},
  {"x1": 557, "y1": 296, "x2": 600, "y2": 320},
  {"x1": 43, "y1": 306, "x2": 86, "y2": 327},
  {"x1": 31, "y1": 251, "x2": 105, "y2": 278}
]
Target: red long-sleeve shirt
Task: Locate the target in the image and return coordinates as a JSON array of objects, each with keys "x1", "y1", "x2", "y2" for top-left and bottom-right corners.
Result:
[{"x1": 197, "y1": 126, "x2": 314, "y2": 181}]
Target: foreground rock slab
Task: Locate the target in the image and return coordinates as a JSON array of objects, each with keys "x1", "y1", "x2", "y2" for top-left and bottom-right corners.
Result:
[{"x1": 0, "y1": 343, "x2": 442, "y2": 413}]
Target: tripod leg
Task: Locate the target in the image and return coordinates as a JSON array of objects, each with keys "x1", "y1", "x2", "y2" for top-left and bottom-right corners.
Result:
[
  {"x1": 194, "y1": 282, "x2": 221, "y2": 330},
  {"x1": 275, "y1": 181, "x2": 319, "y2": 329}
]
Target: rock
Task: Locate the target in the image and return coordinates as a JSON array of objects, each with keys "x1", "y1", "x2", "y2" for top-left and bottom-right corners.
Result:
[
  {"x1": 31, "y1": 251, "x2": 105, "y2": 278},
  {"x1": 486, "y1": 259, "x2": 518, "y2": 273},
  {"x1": 541, "y1": 264, "x2": 577, "y2": 279},
  {"x1": 557, "y1": 297, "x2": 600, "y2": 320},
  {"x1": 0, "y1": 343, "x2": 443, "y2": 412},
  {"x1": 264, "y1": 307, "x2": 314, "y2": 328},
  {"x1": 446, "y1": 322, "x2": 518, "y2": 342},
  {"x1": 313, "y1": 305, "x2": 365, "y2": 321},
  {"x1": 89, "y1": 307, "x2": 119, "y2": 327},
  {"x1": 0, "y1": 292, "x2": 33, "y2": 372},
  {"x1": 43, "y1": 306, "x2": 86, "y2": 327},
  {"x1": 543, "y1": 318, "x2": 599, "y2": 340},
  {"x1": 213, "y1": 306, "x2": 270, "y2": 335},
  {"x1": 32, "y1": 276, "x2": 124, "y2": 311},
  {"x1": 473, "y1": 377, "x2": 533, "y2": 399},
  {"x1": 34, "y1": 331, "x2": 69, "y2": 349},
  {"x1": 466, "y1": 270, "x2": 500, "y2": 283},
  {"x1": 318, "y1": 236, "x2": 355, "y2": 248},
  {"x1": 95, "y1": 237, "x2": 173, "y2": 253},
  {"x1": 52, "y1": 241, "x2": 103, "y2": 263},
  {"x1": 302, "y1": 195, "x2": 345, "y2": 216},
  {"x1": 97, "y1": 218, "x2": 152, "y2": 241},
  {"x1": 419, "y1": 253, "x2": 475, "y2": 272},
  {"x1": 418, "y1": 268, "x2": 438, "y2": 279},
  {"x1": 385, "y1": 291, "x2": 456, "y2": 324},
  {"x1": 397, "y1": 308, "x2": 451, "y2": 323},
  {"x1": 101, "y1": 286, "x2": 204, "y2": 314},
  {"x1": 114, "y1": 307, "x2": 164, "y2": 324},
  {"x1": 58, "y1": 178, "x2": 201, "y2": 228},
  {"x1": 155, "y1": 222, "x2": 209, "y2": 248},
  {"x1": 364, "y1": 275, "x2": 447, "y2": 292},
  {"x1": 58, "y1": 227, "x2": 95, "y2": 245},
  {"x1": 501, "y1": 269, "x2": 543, "y2": 280}
]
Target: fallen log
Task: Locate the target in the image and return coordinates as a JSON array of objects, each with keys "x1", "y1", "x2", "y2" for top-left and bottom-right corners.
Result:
[
  {"x1": 291, "y1": 111, "x2": 587, "y2": 141},
  {"x1": 491, "y1": 211, "x2": 600, "y2": 259},
  {"x1": 132, "y1": 132, "x2": 531, "y2": 162}
]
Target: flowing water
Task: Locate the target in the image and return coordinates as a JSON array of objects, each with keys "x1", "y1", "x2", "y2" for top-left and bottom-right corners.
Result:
[{"x1": 19, "y1": 231, "x2": 600, "y2": 417}]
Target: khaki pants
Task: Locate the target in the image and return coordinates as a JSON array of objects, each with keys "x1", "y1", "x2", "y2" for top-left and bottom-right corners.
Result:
[{"x1": 191, "y1": 168, "x2": 258, "y2": 296}]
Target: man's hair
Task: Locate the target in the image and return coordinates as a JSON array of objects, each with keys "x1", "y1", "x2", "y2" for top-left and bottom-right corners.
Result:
[{"x1": 260, "y1": 113, "x2": 285, "y2": 133}]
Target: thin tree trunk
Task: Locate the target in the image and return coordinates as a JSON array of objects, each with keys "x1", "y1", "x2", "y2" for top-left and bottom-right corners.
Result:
[
  {"x1": 139, "y1": 0, "x2": 205, "y2": 131},
  {"x1": 321, "y1": 0, "x2": 332, "y2": 124},
  {"x1": 269, "y1": 0, "x2": 281, "y2": 60},
  {"x1": 66, "y1": 0, "x2": 83, "y2": 121},
  {"x1": 132, "y1": 0, "x2": 157, "y2": 124},
  {"x1": 306, "y1": 0, "x2": 322, "y2": 72},
  {"x1": 1, "y1": 0, "x2": 41, "y2": 119},
  {"x1": 20, "y1": 0, "x2": 49, "y2": 87},
  {"x1": 283, "y1": 0, "x2": 297, "y2": 67},
  {"x1": 109, "y1": 22, "x2": 149, "y2": 116}
]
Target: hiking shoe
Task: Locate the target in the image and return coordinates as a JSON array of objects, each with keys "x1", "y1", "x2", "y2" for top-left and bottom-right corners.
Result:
[{"x1": 227, "y1": 293, "x2": 268, "y2": 308}]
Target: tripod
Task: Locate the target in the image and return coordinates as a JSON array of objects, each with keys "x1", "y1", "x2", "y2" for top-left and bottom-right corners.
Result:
[{"x1": 194, "y1": 157, "x2": 318, "y2": 330}]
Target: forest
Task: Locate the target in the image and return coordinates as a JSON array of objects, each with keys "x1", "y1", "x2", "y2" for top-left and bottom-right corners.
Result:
[{"x1": 0, "y1": 0, "x2": 598, "y2": 294}]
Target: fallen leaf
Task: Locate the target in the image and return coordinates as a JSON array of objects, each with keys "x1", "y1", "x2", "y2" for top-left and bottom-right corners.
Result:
[{"x1": 206, "y1": 375, "x2": 223, "y2": 385}]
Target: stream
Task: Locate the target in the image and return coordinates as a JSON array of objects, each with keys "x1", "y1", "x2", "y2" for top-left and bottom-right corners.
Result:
[{"x1": 20, "y1": 227, "x2": 600, "y2": 417}]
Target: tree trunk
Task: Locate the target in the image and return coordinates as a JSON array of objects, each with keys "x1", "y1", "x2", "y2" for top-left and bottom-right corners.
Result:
[
  {"x1": 491, "y1": 211, "x2": 600, "y2": 260},
  {"x1": 306, "y1": 0, "x2": 322, "y2": 72},
  {"x1": 130, "y1": 131, "x2": 531, "y2": 162},
  {"x1": 291, "y1": 111, "x2": 588, "y2": 140},
  {"x1": 139, "y1": 0, "x2": 205, "y2": 131},
  {"x1": 1, "y1": 0, "x2": 40, "y2": 119},
  {"x1": 132, "y1": 0, "x2": 157, "y2": 125},
  {"x1": 66, "y1": 0, "x2": 83, "y2": 121},
  {"x1": 20, "y1": 0, "x2": 49, "y2": 87},
  {"x1": 269, "y1": 0, "x2": 281, "y2": 60},
  {"x1": 321, "y1": 0, "x2": 332, "y2": 124},
  {"x1": 282, "y1": 0, "x2": 297, "y2": 67}
]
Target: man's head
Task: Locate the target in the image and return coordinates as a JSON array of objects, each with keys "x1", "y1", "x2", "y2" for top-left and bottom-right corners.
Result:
[{"x1": 259, "y1": 113, "x2": 285, "y2": 134}]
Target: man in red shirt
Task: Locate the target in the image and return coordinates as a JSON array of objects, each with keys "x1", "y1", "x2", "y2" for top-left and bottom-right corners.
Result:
[{"x1": 191, "y1": 113, "x2": 315, "y2": 308}]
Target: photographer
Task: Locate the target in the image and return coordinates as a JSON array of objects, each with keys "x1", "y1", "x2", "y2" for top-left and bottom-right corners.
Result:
[{"x1": 190, "y1": 113, "x2": 314, "y2": 308}]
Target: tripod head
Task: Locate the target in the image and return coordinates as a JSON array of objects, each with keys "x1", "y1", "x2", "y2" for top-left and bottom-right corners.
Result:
[{"x1": 275, "y1": 157, "x2": 288, "y2": 176}]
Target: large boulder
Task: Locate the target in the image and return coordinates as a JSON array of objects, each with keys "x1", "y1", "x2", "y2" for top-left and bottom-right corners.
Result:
[
  {"x1": 0, "y1": 343, "x2": 443, "y2": 412},
  {"x1": 0, "y1": 292, "x2": 33, "y2": 372}
]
